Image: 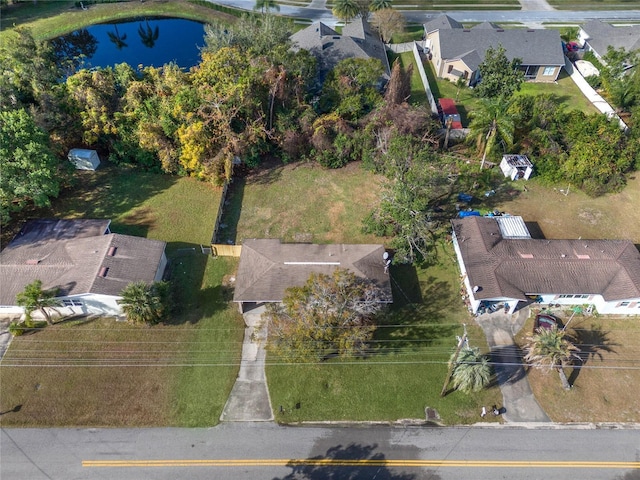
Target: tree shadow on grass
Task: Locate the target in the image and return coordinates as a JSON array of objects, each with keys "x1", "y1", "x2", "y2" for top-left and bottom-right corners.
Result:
[
  {"x1": 272, "y1": 443, "x2": 433, "y2": 480},
  {"x1": 569, "y1": 324, "x2": 618, "y2": 386},
  {"x1": 216, "y1": 178, "x2": 244, "y2": 245},
  {"x1": 164, "y1": 245, "x2": 210, "y2": 325},
  {"x1": 373, "y1": 275, "x2": 459, "y2": 354}
]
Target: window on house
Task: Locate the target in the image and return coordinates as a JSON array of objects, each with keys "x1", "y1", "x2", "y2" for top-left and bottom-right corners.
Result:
[
  {"x1": 619, "y1": 302, "x2": 630, "y2": 307},
  {"x1": 543, "y1": 66, "x2": 555, "y2": 76},
  {"x1": 62, "y1": 299, "x2": 83, "y2": 307},
  {"x1": 520, "y1": 65, "x2": 539, "y2": 79},
  {"x1": 447, "y1": 65, "x2": 453, "y2": 74}
]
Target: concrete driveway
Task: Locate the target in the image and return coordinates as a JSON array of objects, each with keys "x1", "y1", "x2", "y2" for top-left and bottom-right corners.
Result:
[
  {"x1": 475, "y1": 307, "x2": 551, "y2": 423},
  {"x1": 220, "y1": 306, "x2": 274, "y2": 422}
]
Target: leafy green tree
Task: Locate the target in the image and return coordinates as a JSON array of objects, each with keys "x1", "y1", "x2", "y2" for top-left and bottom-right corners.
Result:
[
  {"x1": 332, "y1": 0, "x2": 360, "y2": 23},
  {"x1": 264, "y1": 269, "x2": 386, "y2": 362},
  {"x1": 16, "y1": 280, "x2": 61, "y2": 325},
  {"x1": 363, "y1": 134, "x2": 448, "y2": 264},
  {"x1": 370, "y1": 0, "x2": 392, "y2": 10},
  {"x1": 474, "y1": 45, "x2": 524, "y2": 99},
  {"x1": 0, "y1": 26, "x2": 60, "y2": 110},
  {"x1": 468, "y1": 96, "x2": 515, "y2": 168},
  {"x1": 320, "y1": 58, "x2": 384, "y2": 119},
  {"x1": 254, "y1": 0, "x2": 280, "y2": 14},
  {"x1": 117, "y1": 281, "x2": 170, "y2": 325},
  {"x1": 371, "y1": 8, "x2": 404, "y2": 43},
  {"x1": 524, "y1": 326, "x2": 580, "y2": 391},
  {"x1": 0, "y1": 108, "x2": 61, "y2": 223},
  {"x1": 450, "y1": 346, "x2": 493, "y2": 393}
]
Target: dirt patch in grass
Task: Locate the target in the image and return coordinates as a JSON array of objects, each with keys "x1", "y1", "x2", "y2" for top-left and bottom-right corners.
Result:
[{"x1": 515, "y1": 312, "x2": 640, "y2": 423}]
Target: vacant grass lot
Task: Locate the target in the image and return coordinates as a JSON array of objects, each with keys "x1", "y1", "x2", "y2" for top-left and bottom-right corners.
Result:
[
  {"x1": 268, "y1": 251, "x2": 503, "y2": 424},
  {"x1": 221, "y1": 161, "x2": 385, "y2": 245},
  {"x1": 0, "y1": 168, "x2": 245, "y2": 427}
]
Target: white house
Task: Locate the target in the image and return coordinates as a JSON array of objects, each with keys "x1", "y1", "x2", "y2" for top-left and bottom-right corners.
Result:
[
  {"x1": 0, "y1": 219, "x2": 167, "y2": 319},
  {"x1": 451, "y1": 216, "x2": 640, "y2": 315},
  {"x1": 68, "y1": 149, "x2": 100, "y2": 171}
]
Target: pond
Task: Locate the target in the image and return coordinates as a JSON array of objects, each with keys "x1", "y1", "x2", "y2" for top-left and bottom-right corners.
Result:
[{"x1": 52, "y1": 18, "x2": 206, "y2": 71}]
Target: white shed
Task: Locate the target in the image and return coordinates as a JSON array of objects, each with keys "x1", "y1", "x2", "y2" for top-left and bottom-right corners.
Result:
[
  {"x1": 68, "y1": 149, "x2": 100, "y2": 171},
  {"x1": 500, "y1": 155, "x2": 533, "y2": 180}
]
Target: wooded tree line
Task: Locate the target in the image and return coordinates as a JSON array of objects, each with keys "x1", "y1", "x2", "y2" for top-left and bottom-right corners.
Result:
[{"x1": 1, "y1": 18, "x2": 639, "y2": 260}]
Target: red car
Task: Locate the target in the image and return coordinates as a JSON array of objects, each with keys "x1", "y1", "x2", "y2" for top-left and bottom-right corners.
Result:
[{"x1": 534, "y1": 314, "x2": 559, "y2": 332}]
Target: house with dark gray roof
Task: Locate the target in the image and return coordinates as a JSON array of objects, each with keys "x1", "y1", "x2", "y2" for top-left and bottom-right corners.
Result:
[
  {"x1": 290, "y1": 18, "x2": 391, "y2": 85},
  {"x1": 424, "y1": 14, "x2": 565, "y2": 86},
  {"x1": 233, "y1": 239, "x2": 392, "y2": 314},
  {"x1": 0, "y1": 219, "x2": 167, "y2": 319},
  {"x1": 578, "y1": 20, "x2": 640, "y2": 62},
  {"x1": 451, "y1": 216, "x2": 640, "y2": 315}
]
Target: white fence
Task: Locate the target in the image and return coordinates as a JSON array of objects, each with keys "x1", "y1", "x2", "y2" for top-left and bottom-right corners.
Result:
[
  {"x1": 411, "y1": 42, "x2": 439, "y2": 116},
  {"x1": 564, "y1": 56, "x2": 628, "y2": 131}
]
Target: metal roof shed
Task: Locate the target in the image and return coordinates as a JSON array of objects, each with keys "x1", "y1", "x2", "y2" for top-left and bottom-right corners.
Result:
[
  {"x1": 500, "y1": 154, "x2": 533, "y2": 180},
  {"x1": 68, "y1": 149, "x2": 100, "y2": 171}
]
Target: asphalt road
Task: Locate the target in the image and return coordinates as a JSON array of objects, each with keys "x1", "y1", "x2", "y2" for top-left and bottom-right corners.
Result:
[
  {"x1": 207, "y1": 0, "x2": 640, "y2": 25},
  {"x1": 2, "y1": 424, "x2": 639, "y2": 480}
]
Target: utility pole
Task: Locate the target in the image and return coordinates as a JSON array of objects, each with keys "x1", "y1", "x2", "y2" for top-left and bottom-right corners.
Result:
[{"x1": 441, "y1": 324, "x2": 468, "y2": 397}]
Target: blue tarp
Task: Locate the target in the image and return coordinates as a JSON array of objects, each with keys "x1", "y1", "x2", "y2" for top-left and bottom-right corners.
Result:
[
  {"x1": 458, "y1": 193, "x2": 473, "y2": 203},
  {"x1": 458, "y1": 210, "x2": 481, "y2": 218}
]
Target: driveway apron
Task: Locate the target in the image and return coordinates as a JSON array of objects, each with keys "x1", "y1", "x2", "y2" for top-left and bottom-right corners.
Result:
[{"x1": 476, "y1": 308, "x2": 551, "y2": 423}]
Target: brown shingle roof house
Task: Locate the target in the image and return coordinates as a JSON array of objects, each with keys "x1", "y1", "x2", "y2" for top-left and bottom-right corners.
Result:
[
  {"x1": 451, "y1": 216, "x2": 640, "y2": 315},
  {"x1": 0, "y1": 219, "x2": 167, "y2": 318},
  {"x1": 233, "y1": 239, "x2": 393, "y2": 313}
]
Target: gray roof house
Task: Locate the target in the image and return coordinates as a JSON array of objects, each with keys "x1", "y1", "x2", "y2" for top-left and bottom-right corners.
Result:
[
  {"x1": 451, "y1": 216, "x2": 640, "y2": 315},
  {"x1": 578, "y1": 20, "x2": 640, "y2": 62},
  {"x1": 290, "y1": 18, "x2": 391, "y2": 85},
  {"x1": 424, "y1": 14, "x2": 565, "y2": 86},
  {"x1": 0, "y1": 219, "x2": 167, "y2": 318},
  {"x1": 233, "y1": 239, "x2": 393, "y2": 313}
]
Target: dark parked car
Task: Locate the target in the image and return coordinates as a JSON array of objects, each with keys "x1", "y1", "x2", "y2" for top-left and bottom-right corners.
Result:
[{"x1": 534, "y1": 313, "x2": 559, "y2": 332}]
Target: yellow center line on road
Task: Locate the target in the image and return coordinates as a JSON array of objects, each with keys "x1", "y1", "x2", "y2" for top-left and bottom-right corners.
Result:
[{"x1": 82, "y1": 459, "x2": 640, "y2": 469}]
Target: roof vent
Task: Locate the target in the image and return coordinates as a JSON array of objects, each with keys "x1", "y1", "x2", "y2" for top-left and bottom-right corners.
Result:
[
  {"x1": 519, "y1": 253, "x2": 534, "y2": 258},
  {"x1": 107, "y1": 246, "x2": 117, "y2": 257},
  {"x1": 98, "y1": 267, "x2": 109, "y2": 277},
  {"x1": 576, "y1": 254, "x2": 590, "y2": 259},
  {"x1": 26, "y1": 259, "x2": 40, "y2": 265},
  {"x1": 561, "y1": 254, "x2": 566, "y2": 258},
  {"x1": 497, "y1": 29, "x2": 504, "y2": 32}
]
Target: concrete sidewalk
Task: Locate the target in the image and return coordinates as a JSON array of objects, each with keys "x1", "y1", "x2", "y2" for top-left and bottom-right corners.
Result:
[
  {"x1": 220, "y1": 306, "x2": 274, "y2": 422},
  {"x1": 476, "y1": 308, "x2": 551, "y2": 423}
]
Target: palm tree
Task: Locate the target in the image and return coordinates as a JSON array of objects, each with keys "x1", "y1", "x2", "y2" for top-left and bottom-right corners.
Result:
[
  {"x1": 332, "y1": 0, "x2": 360, "y2": 24},
  {"x1": 370, "y1": 0, "x2": 392, "y2": 11},
  {"x1": 107, "y1": 25, "x2": 128, "y2": 50},
  {"x1": 450, "y1": 346, "x2": 493, "y2": 393},
  {"x1": 138, "y1": 21, "x2": 159, "y2": 49},
  {"x1": 524, "y1": 326, "x2": 581, "y2": 391},
  {"x1": 254, "y1": 0, "x2": 280, "y2": 14},
  {"x1": 468, "y1": 96, "x2": 515, "y2": 170},
  {"x1": 16, "y1": 279, "x2": 60, "y2": 325},
  {"x1": 117, "y1": 281, "x2": 167, "y2": 325}
]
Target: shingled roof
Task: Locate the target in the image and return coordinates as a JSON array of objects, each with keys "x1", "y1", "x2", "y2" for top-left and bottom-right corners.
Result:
[
  {"x1": 0, "y1": 219, "x2": 166, "y2": 305},
  {"x1": 425, "y1": 14, "x2": 564, "y2": 71},
  {"x1": 451, "y1": 216, "x2": 640, "y2": 301},
  {"x1": 290, "y1": 18, "x2": 390, "y2": 83},
  {"x1": 581, "y1": 20, "x2": 640, "y2": 57},
  {"x1": 233, "y1": 239, "x2": 393, "y2": 303}
]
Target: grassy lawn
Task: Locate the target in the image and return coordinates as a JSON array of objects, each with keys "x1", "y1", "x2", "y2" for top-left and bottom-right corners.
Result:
[
  {"x1": 0, "y1": 168, "x2": 245, "y2": 427},
  {"x1": 0, "y1": 0, "x2": 240, "y2": 41},
  {"x1": 395, "y1": 51, "x2": 429, "y2": 106},
  {"x1": 220, "y1": 162, "x2": 385, "y2": 245},
  {"x1": 425, "y1": 60, "x2": 599, "y2": 127},
  {"x1": 549, "y1": 0, "x2": 640, "y2": 9},
  {"x1": 268, "y1": 249, "x2": 503, "y2": 424}
]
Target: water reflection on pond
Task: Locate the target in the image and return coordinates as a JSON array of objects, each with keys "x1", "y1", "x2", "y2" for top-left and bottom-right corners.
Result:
[{"x1": 53, "y1": 18, "x2": 206, "y2": 71}]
